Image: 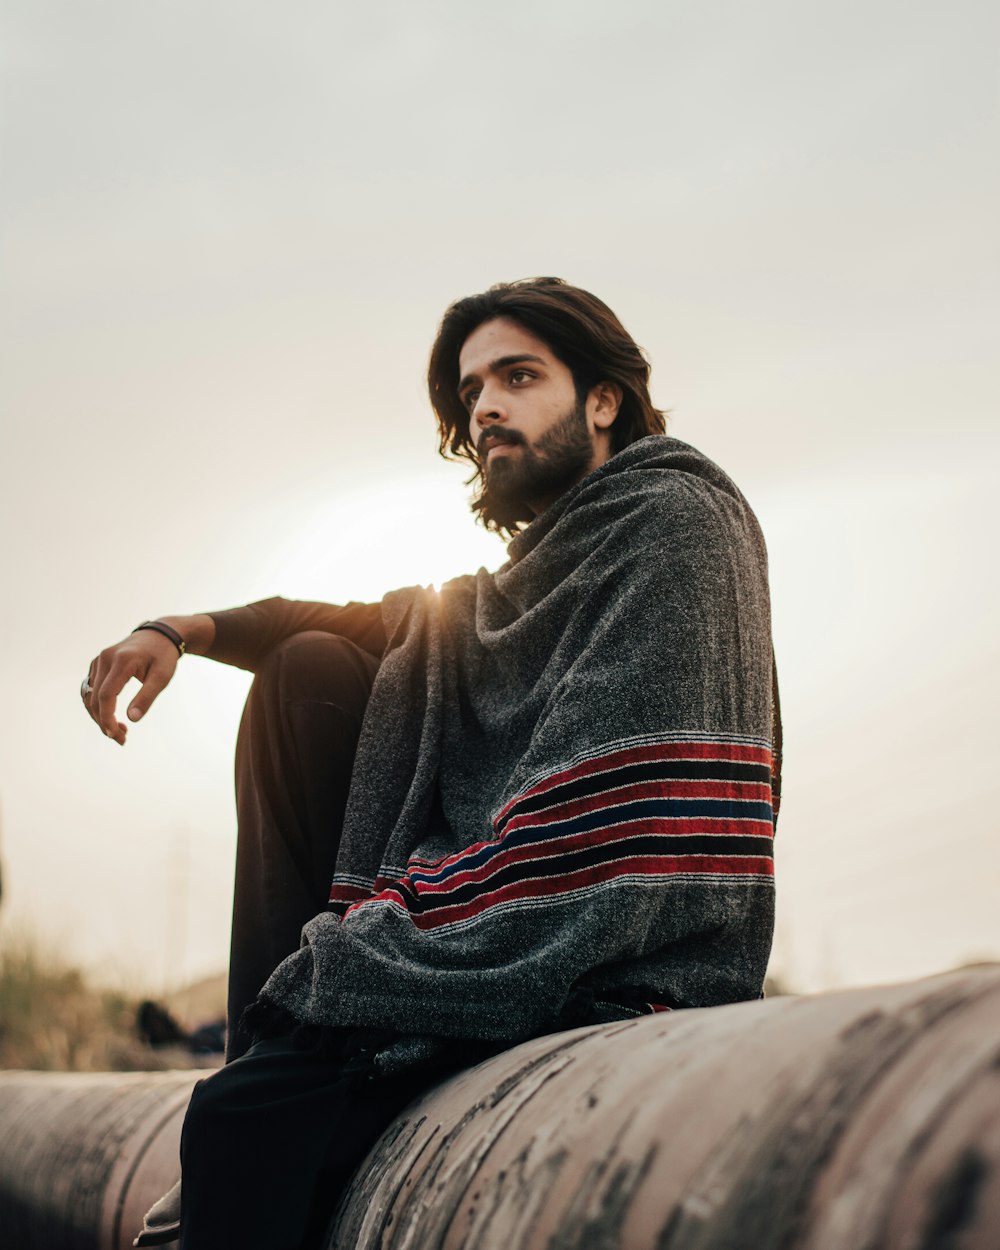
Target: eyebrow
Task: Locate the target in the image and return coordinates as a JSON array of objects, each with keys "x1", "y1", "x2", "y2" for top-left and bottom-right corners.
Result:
[{"x1": 457, "y1": 354, "x2": 547, "y2": 398}]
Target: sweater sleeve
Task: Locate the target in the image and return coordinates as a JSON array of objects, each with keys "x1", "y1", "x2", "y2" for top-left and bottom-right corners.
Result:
[{"x1": 206, "y1": 597, "x2": 387, "y2": 671}]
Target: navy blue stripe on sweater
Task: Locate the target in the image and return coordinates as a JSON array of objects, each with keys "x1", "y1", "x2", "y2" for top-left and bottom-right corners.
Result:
[{"x1": 495, "y1": 758, "x2": 772, "y2": 835}]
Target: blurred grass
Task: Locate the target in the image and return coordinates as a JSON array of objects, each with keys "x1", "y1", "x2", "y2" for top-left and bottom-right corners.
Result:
[
  {"x1": 0, "y1": 927, "x2": 207, "y2": 1071},
  {"x1": 1, "y1": 922, "x2": 792, "y2": 1071}
]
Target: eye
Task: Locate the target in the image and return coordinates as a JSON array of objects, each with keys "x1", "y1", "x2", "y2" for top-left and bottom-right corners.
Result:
[
  {"x1": 463, "y1": 388, "x2": 480, "y2": 412},
  {"x1": 509, "y1": 369, "x2": 533, "y2": 384}
]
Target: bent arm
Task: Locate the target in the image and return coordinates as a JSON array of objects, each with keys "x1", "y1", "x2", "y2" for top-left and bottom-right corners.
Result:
[
  {"x1": 82, "y1": 598, "x2": 385, "y2": 744},
  {"x1": 206, "y1": 597, "x2": 386, "y2": 671}
]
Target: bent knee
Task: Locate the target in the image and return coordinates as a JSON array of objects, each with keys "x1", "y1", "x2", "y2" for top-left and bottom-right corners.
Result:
[
  {"x1": 253, "y1": 632, "x2": 379, "y2": 707},
  {"x1": 183, "y1": 1071, "x2": 226, "y2": 1134}
]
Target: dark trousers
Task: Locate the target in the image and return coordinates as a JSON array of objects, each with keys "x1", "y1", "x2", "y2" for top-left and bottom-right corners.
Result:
[
  {"x1": 227, "y1": 630, "x2": 380, "y2": 1059},
  {"x1": 180, "y1": 1030, "x2": 467, "y2": 1250},
  {"x1": 179, "y1": 633, "x2": 463, "y2": 1249}
]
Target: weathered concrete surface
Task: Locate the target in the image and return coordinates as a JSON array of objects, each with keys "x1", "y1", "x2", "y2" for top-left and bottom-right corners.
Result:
[
  {"x1": 331, "y1": 966, "x2": 1000, "y2": 1250},
  {"x1": 1, "y1": 967, "x2": 998, "y2": 1249},
  {"x1": 0, "y1": 1068, "x2": 195, "y2": 1250}
]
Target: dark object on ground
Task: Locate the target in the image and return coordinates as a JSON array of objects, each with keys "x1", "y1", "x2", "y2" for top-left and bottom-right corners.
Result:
[
  {"x1": 137, "y1": 1001, "x2": 188, "y2": 1049},
  {"x1": 186, "y1": 1021, "x2": 226, "y2": 1055},
  {"x1": 137, "y1": 1001, "x2": 225, "y2": 1055}
]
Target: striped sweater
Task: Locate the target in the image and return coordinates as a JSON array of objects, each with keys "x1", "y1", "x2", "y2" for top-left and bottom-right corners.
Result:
[{"x1": 261, "y1": 435, "x2": 781, "y2": 1042}]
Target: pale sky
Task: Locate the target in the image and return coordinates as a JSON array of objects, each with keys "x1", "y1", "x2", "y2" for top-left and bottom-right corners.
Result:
[{"x1": 1, "y1": 0, "x2": 997, "y2": 997}]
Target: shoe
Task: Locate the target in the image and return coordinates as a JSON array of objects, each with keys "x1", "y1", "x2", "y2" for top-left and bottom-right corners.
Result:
[{"x1": 133, "y1": 1178, "x2": 182, "y2": 1246}]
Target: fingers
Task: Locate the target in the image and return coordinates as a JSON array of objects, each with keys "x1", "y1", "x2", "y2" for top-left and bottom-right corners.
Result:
[
  {"x1": 92, "y1": 650, "x2": 134, "y2": 744},
  {"x1": 81, "y1": 634, "x2": 179, "y2": 745},
  {"x1": 125, "y1": 663, "x2": 172, "y2": 725}
]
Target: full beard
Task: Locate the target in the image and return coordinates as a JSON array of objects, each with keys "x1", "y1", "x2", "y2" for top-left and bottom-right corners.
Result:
[{"x1": 476, "y1": 399, "x2": 595, "y2": 531}]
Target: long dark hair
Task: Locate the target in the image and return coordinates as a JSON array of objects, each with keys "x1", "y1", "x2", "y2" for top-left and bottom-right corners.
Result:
[{"x1": 428, "y1": 277, "x2": 667, "y2": 534}]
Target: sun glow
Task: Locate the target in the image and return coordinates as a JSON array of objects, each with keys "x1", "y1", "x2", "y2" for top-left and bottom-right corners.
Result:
[{"x1": 259, "y1": 470, "x2": 509, "y2": 604}]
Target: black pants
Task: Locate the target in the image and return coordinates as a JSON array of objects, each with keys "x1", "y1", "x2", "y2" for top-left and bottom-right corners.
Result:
[
  {"x1": 180, "y1": 1028, "x2": 468, "y2": 1250},
  {"x1": 226, "y1": 630, "x2": 380, "y2": 1058},
  {"x1": 180, "y1": 633, "x2": 469, "y2": 1249}
]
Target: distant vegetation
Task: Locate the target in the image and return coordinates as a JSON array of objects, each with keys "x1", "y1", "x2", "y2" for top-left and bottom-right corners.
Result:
[
  {"x1": 0, "y1": 924, "x2": 804, "y2": 1072},
  {"x1": 0, "y1": 928, "x2": 220, "y2": 1072}
]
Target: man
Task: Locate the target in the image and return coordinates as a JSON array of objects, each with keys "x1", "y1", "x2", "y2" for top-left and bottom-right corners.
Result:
[{"x1": 82, "y1": 278, "x2": 781, "y2": 1249}]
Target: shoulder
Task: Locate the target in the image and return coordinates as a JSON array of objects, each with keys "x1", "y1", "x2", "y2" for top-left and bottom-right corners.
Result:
[
  {"x1": 384, "y1": 575, "x2": 484, "y2": 637},
  {"x1": 380, "y1": 583, "x2": 438, "y2": 640},
  {"x1": 572, "y1": 436, "x2": 761, "y2": 550}
]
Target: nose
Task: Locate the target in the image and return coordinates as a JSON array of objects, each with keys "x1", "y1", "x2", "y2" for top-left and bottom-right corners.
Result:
[{"x1": 469, "y1": 387, "x2": 506, "y2": 440}]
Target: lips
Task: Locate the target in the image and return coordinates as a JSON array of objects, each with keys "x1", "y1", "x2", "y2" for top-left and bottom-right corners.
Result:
[{"x1": 479, "y1": 432, "x2": 522, "y2": 460}]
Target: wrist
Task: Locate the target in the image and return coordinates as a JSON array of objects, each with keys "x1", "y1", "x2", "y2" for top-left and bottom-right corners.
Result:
[{"x1": 156, "y1": 614, "x2": 216, "y2": 657}]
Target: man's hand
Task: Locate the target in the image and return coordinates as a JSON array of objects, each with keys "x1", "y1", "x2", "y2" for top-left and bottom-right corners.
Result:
[{"x1": 81, "y1": 614, "x2": 215, "y2": 745}]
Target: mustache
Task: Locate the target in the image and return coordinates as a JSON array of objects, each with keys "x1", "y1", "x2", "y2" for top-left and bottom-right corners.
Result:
[{"x1": 477, "y1": 428, "x2": 525, "y2": 460}]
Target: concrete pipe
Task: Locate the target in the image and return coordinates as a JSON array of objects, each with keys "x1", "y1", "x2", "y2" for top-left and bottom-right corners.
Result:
[
  {"x1": 332, "y1": 965, "x2": 1000, "y2": 1250},
  {"x1": 0, "y1": 966, "x2": 998, "y2": 1250},
  {"x1": 0, "y1": 1068, "x2": 197, "y2": 1249}
]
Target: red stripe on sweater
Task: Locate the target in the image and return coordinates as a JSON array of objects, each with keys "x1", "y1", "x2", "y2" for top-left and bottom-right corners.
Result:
[
  {"x1": 346, "y1": 852, "x2": 775, "y2": 931},
  {"x1": 382, "y1": 744, "x2": 773, "y2": 882},
  {"x1": 502, "y1": 779, "x2": 774, "y2": 830},
  {"x1": 328, "y1": 882, "x2": 374, "y2": 905},
  {"x1": 386, "y1": 794, "x2": 772, "y2": 889},
  {"x1": 406, "y1": 817, "x2": 774, "y2": 899},
  {"x1": 494, "y1": 740, "x2": 773, "y2": 825}
]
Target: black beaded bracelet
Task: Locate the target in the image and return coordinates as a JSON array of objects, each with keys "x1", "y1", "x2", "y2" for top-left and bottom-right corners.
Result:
[{"x1": 132, "y1": 620, "x2": 186, "y2": 656}]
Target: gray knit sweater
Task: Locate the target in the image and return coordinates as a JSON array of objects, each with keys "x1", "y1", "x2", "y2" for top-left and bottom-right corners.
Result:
[{"x1": 261, "y1": 435, "x2": 780, "y2": 1042}]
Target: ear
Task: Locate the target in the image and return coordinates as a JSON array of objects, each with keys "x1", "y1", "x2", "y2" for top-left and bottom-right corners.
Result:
[{"x1": 589, "y1": 381, "x2": 623, "y2": 430}]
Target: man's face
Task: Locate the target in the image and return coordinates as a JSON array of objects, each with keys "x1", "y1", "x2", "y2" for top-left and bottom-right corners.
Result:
[{"x1": 457, "y1": 317, "x2": 615, "y2": 518}]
